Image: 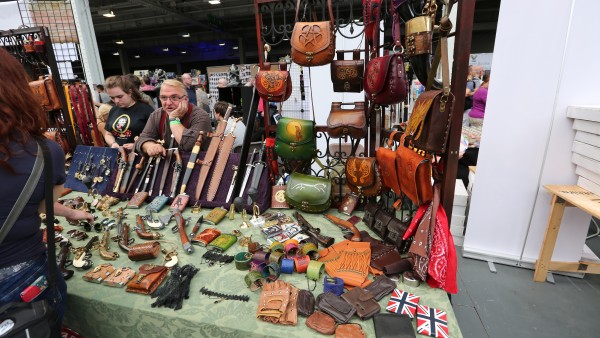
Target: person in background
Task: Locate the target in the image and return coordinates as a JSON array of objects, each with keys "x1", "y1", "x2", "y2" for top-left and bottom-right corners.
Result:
[
  {"x1": 139, "y1": 76, "x2": 155, "y2": 91},
  {"x1": 95, "y1": 102, "x2": 114, "y2": 144},
  {"x1": 217, "y1": 77, "x2": 228, "y2": 88},
  {"x1": 181, "y1": 73, "x2": 198, "y2": 106},
  {"x1": 214, "y1": 101, "x2": 246, "y2": 149},
  {"x1": 93, "y1": 84, "x2": 110, "y2": 108},
  {"x1": 0, "y1": 47, "x2": 93, "y2": 328},
  {"x1": 126, "y1": 74, "x2": 156, "y2": 108},
  {"x1": 103, "y1": 75, "x2": 154, "y2": 150},
  {"x1": 468, "y1": 73, "x2": 490, "y2": 127},
  {"x1": 195, "y1": 85, "x2": 211, "y2": 115},
  {"x1": 135, "y1": 79, "x2": 211, "y2": 156}
]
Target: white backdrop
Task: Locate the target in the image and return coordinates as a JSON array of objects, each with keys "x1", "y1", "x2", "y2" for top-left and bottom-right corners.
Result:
[{"x1": 464, "y1": 0, "x2": 600, "y2": 265}]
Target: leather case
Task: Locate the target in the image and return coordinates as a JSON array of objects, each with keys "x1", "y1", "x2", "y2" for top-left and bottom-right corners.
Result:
[
  {"x1": 327, "y1": 102, "x2": 367, "y2": 139},
  {"x1": 335, "y1": 323, "x2": 366, "y2": 338},
  {"x1": 82, "y1": 263, "x2": 114, "y2": 283},
  {"x1": 331, "y1": 50, "x2": 364, "y2": 93},
  {"x1": 271, "y1": 185, "x2": 290, "y2": 209},
  {"x1": 316, "y1": 292, "x2": 356, "y2": 324},
  {"x1": 363, "y1": 202, "x2": 379, "y2": 229},
  {"x1": 205, "y1": 207, "x2": 228, "y2": 225},
  {"x1": 405, "y1": 89, "x2": 455, "y2": 155},
  {"x1": 340, "y1": 287, "x2": 381, "y2": 320},
  {"x1": 373, "y1": 208, "x2": 394, "y2": 239},
  {"x1": 305, "y1": 311, "x2": 336, "y2": 335},
  {"x1": 126, "y1": 264, "x2": 169, "y2": 295},
  {"x1": 275, "y1": 117, "x2": 316, "y2": 161},
  {"x1": 284, "y1": 172, "x2": 332, "y2": 213},
  {"x1": 364, "y1": 51, "x2": 407, "y2": 105},
  {"x1": 146, "y1": 195, "x2": 169, "y2": 212},
  {"x1": 338, "y1": 193, "x2": 359, "y2": 216},
  {"x1": 405, "y1": 16, "x2": 433, "y2": 57},
  {"x1": 29, "y1": 76, "x2": 61, "y2": 111},
  {"x1": 297, "y1": 289, "x2": 316, "y2": 317},
  {"x1": 191, "y1": 228, "x2": 221, "y2": 246},
  {"x1": 373, "y1": 313, "x2": 416, "y2": 338},
  {"x1": 345, "y1": 156, "x2": 382, "y2": 197},
  {"x1": 396, "y1": 134, "x2": 433, "y2": 206},
  {"x1": 127, "y1": 192, "x2": 148, "y2": 209},
  {"x1": 169, "y1": 193, "x2": 190, "y2": 211},
  {"x1": 385, "y1": 217, "x2": 409, "y2": 253},
  {"x1": 290, "y1": 0, "x2": 335, "y2": 67},
  {"x1": 255, "y1": 62, "x2": 292, "y2": 102},
  {"x1": 127, "y1": 241, "x2": 161, "y2": 261},
  {"x1": 207, "y1": 233, "x2": 237, "y2": 252},
  {"x1": 103, "y1": 267, "x2": 136, "y2": 288},
  {"x1": 364, "y1": 275, "x2": 396, "y2": 301}
]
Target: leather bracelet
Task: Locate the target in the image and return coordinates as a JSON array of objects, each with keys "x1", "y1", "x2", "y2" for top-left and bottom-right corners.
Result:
[
  {"x1": 284, "y1": 239, "x2": 299, "y2": 256},
  {"x1": 293, "y1": 255, "x2": 310, "y2": 273},
  {"x1": 252, "y1": 250, "x2": 270, "y2": 264},
  {"x1": 261, "y1": 262, "x2": 281, "y2": 282},
  {"x1": 402, "y1": 270, "x2": 421, "y2": 287},
  {"x1": 323, "y1": 277, "x2": 345, "y2": 296},
  {"x1": 268, "y1": 251, "x2": 284, "y2": 265},
  {"x1": 300, "y1": 242, "x2": 319, "y2": 260},
  {"x1": 280, "y1": 258, "x2": 295, "y2": 274},
  {"x1": 250, "y1": 260, "x2": 267, "y2": 273},
  {"x1": 269, "y1": 241, "x2": 284, "y2": 253},
  {"x1": 306, "y1": 260, "x2": 325, "y2": 281},
  {"x1": 234, "y1": 252, "x2": 253, "y2": 271},
  {"x1": 244, "y1": 271, "x2": 265, "y2": 291}
]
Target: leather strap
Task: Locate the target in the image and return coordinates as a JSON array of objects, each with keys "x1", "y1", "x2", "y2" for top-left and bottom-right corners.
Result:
[
  {"x1": 293, "y1": 255, "x2": 310, "y2": 273},
  {"x1": 426, "y1": 16, "x2": 451, "y2": 95},
  {"x1": 281, "y1": 258, "x2": 295, "y2": 274},
  {"x1": 234, "y1": 252, "x2": 253, "y2": 271},
  {"x1": 306, "y1": 260, "x2": 325, "y2": 281},
  {"x1": 261, "y1": 262, "x2": 281, "y2": 282},
  {"x1": 295, "y1": 0, "x2": 333, "y2": 26}
]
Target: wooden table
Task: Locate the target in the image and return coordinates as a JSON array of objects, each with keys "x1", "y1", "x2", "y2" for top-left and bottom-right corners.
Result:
[{"x1": 533, "y1": 185, "x2": 600, "y2": 282}]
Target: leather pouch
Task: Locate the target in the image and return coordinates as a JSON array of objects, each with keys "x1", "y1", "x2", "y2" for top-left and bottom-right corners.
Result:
[
  {"x1": 191, "y1": 228, "x2": 221, "y2": 246},
  {"x1": 290, "y1": 0, "x2": 335, "y2": 66},
  {"x1": 285, "y1": 172, "x2": 332, "y2": 213},
  {"x1": 127, "y1": 192, "x2": 148, "y2": 209},
  {"x1": 255, "y1": 62, "x2": 292, "y2": 102},
  {"x1": 373, "y1": 313, "x2": 416, "y2": 338},
  {"x1": 169, "y1": 193, "x2": 190, "y2": 212},
  {"x1": 405, "y1": 15, "x2": 433, "y2": 57},
  {"x1": 338, "y1": 193, "x2": 359, "y2": 215},
  {"x1": 335, "y1": 323, "x2": 366, "y2": 338},
  {"x1": 364, "y1": 275, "x2": 396, "y2": 301},
  {"x1": 345, "y1": 156, "x2": 382, "y2": 197},
  {"x1": 331, "y1": 50, "x2": 364, "y2": 92},
  {"x1": 207, "y1": 233, "x2": 237, "y2": 252},
  {"x1": 405, "y1": 89, "x2": 454, "y2": 155},
  {"x1": 127, "y1": 241, "x2": 161, "y2": 261},
  {"x1": 385, "y1": 217, "x2": 409, "y2": 253},
  {"x1": 205, "y1": 207, "x2": 228, "y2": 225},
  {"x1": 395, "y1": 134, "x2": 433, "y2": 206},
  {"x1": 275, "y1": 117, "x2": 316, "y2": 161},
  {"x1": 29, "y1": 76, "x2": 61, "y2": 111},
  {"x1": 297, "y1": 289, "x2": 316, "y2": 317},
  {"x1": 340, "y1": 287, "x2": 381, "y2": 320},
  {"x1": 126, "y1": 264, "x2": 169, "y2": 295},
  {"x1": 103, "y1": 267, "x2": 136, "y2": 288},
  {"x1": 82, "y1": 263, "x2": 114, "y2": 283},
  {"x1": 364, "y1": 51, "x2": 407, "y2": 105},
  {"x1": 327, "y1": 102, "x2": 367, "y2": 139},
  {"x1": 271, "y1": 185, "x2": 290, "y2": 209},
  {"x1": 146, "y1": 195, "x2": 169, "y2": 212},
  {"x1": 316, "y1": 292, "x2": 356, "y2": 324},
  {"x1": 306, "y1": 311, "x2": 336, "y2": 335},
  {"x1": 373, "y1": 208, "x2": 394, "y2": 239},
  {"x1": 376, "y1": 131, "x2": 402, "y2": 195},
  {"x1": 363, "y1": 202, "x2": 379, "y2": 229}
]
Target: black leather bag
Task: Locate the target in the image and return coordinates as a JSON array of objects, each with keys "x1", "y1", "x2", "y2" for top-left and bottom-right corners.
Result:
[
  {"x1": 298, "y1": 289, "x2": 316, "y2": 317},
  {"x1": 0, "y1": 300, "x2": 59, "y2": 338},
  {"x1": 316, "y1": 292, "x2": 356, "y2": 323}
]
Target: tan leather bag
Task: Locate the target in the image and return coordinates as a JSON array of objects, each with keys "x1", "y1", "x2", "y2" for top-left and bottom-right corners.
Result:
[
  {"x1": 327, "y1": 102, "x2": 366, "y2": 139},
  {"x1": 126, "y1": 264, "x2": 168, "y2": 295},
  {"x1": 127, "y1": 241, "x2": 161, "y2": 261},
  {"x1": 290, "y1": 0, "x2": 335, "y2": 66},
  {"x1": 345, "y1": 156, "x2": 382, "y2": 197},
  {"x1": 29, "y1": 76, "x2": 61, "y2": 111}
]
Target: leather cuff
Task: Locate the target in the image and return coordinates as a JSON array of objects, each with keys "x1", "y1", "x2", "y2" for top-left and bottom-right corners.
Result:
[
  {"x1": 234, "y1": 252, "x2": 253, "y2": 270},
  {"x1": 293, "y1": 255, "x2": 310, "y2": 273},
  {"x1": 307, "y1": 261, "x2": 325, "y2": 281},
  {"x1": 281, "y1": 258, "x2": 295, "y2": 274},
  {"x1": 261, "y1": 262, "x2": 281, "y2": 282}
]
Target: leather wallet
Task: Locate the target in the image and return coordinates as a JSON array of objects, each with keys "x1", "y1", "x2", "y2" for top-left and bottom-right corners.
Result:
[
  {"x1": 205, "y1": 207, "x2": 228, "y2": 225},
  {"x1": 335, "y1": 323, "x2": 366, "y2": 338},
  {"x1": 126, "y1": 264, "x2": 169, "y2": 295},
  {"x1": 297, "y1": 289, "x2": 316, "y2": 317},
  {"x1": 127, "y1": 241, "x2": 161, "y2": 261},
  {"x1": 103, "y1": 267, "x2": 136, "y2": 288},
  {"x1": 373, "y1": 313, "x2": 416, "y2": 338},
  {"x1": 207, "y1": 233, "x2": 237, "y2": 252},
  {"x1": 338, "y1": 193, "x2": 359, "y2": 216},
  {"x1": 306, "y1": 311, "x2": 336, "y2": 335},
  {"x1": 146, "y1": 195, "x2": 169, "y2": 212},
  {"x1": 191, "y1": 228, "x2": 221, "y2": 246},
  {"x1": 340, "y1": 287, "x2": 381, "y2": 320},
  {"x1": 127, "y1": 192, "x2": 148, "y2": 209},
  {"x1": 82, "y1": 263, "x2": 114, "y2": 283},
  {"x1": 364, "y1": 275, "x2": 396, "y2": 301},
  {"x1": 169, "y1": 193, "x2": 189, "y2": 211},
  {"x1": 271, "y1": 185, "x2": 290, "y2": 209},
  {"x1": 316, "y1": 292, "x2": 356, "y2": 324}
]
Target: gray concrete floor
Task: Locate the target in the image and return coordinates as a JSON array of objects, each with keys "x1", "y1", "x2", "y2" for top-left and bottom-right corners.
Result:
[{"x1": 453, "y1": 224, "x2": 600, "y2": 338}]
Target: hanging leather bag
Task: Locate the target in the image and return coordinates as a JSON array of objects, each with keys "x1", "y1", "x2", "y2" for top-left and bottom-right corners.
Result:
[
  {"x1": 275, "y1": 117, "x2": 316, "y2": 161},
  {"x1": 327, "y1": 102, "x2": 367, "y2": 139},
  {"x1": 345, "y1": 156, "x2": 382, "y2": 197},
  {"x1": 290, "y1": 0, "x2": 336, "y2": 66},
  {"x1": 331, "y1": 50, "x2": 364, "y2": 92},
  {"x1": 395, "y1": 134, "x2": 433, "y2": 206},
  {"x1": 29, "y1": 76, "x2": 62, "y2": 111},
  {"x1": 376, "y1": 130, "x2": 402, "y2": 195},
  {"x1": 255, "y1": 62, "x2": 292, "y2": 102}
]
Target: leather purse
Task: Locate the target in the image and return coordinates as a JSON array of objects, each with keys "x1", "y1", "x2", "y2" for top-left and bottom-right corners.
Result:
[
  {"x1": 127, "y1": 241, "x2": 161, "y2": 261},
  {"x1": 275, "y1": 117, "x2": 316, "y2": 161},
  {"x1": 376, "y1": 131, "x2": 402, "y2": 195},
  {"x1": 331, "y1": 50, "x2": 364, "y2": 92},
  {"x1": 82, "y1": 263, "x2": 114, "y2": 283},
  {"x1": 29, "y1": 76, "x2": 61, "y2": 111},
  {"x1": 364, "y1": 50, "x2": 407, "y2": 105},
  {"x1": 363, "y1": 232, "x2": 404, "y2": 275},
  {"x1": 191, "y1": 228, "x2": 221, "y2": 246},
  {"x1": 306, "y1": 311, "x2": 336, "y2": 335},
  {"x1": 284, "y1": 172, "x2": 332, "y2": 213},
  {"x1": 297, "y1": 289, "x2": 316, "y2": 317},
  {"x1": 405, "y1": 89, "x2": 454, "y2": 154},
  {"x1": 103, "y1": 267, "x2": 136, "y2": 288},
  {"x1": 290, "y1": 0, "x2": 335, "y2": 67},
  {"x1": 327, "y1": 102, "x2": 367, "y2": 139},
  {"x1": 316, "y1": 292, "x2": 356, "y2": 324},
  {"x1": 126, "y1": 264, "x2": 169, "y2": 295},
  {"x1": 255, "y1": 62, "x2": 292, "y2": 102},
  {"x1": 345, "y1": 156, "x2": 382, "y2": 197},
  {"x1": 373, "y1": 313, "x2": 416, "y2": 338},
  {"x1": 372, "y1": 207, "x2": 394, "y2": 239},
  {"x1": 363, "y1": 275, "x2": 396, "y2": 301},
  {"x1": 395, "y1": 134, "x2": 433, "y2": 206},
  {"x1": 271, "y1": 184, "x2": 290, "y2": 209},
  {"x1": 335, "y1": 323, "x2": 366, "y2": 338},
  {"x1": 340, "y1": 286, "x2": 381, "y2": 320},
  {"x1": 207, "y1": 234, "x2": 237, "y2": 252}
]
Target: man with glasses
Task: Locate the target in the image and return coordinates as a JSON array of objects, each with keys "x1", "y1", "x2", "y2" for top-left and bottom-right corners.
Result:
[{"x1": 135, "y1": 79, "x2": 211, "y2": 156}]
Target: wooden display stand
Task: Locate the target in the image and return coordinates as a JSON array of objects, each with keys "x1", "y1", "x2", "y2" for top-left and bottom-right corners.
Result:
[{"x1": 533, "y1": 185, "x2": 600, "y2": 281}]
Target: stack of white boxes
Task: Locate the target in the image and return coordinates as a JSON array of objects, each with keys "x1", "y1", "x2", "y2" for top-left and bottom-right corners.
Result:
[
  {"x1": 451, "y1": 179, "x2": 469, "y2": 246},
  {"x1": 567, "y1": 106, "x2": 600, "y2": 195}
]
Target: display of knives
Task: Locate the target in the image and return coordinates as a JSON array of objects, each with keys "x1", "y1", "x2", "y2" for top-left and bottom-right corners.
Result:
[
  {"x1": 180, "y1": 132, "x2": 204, "y2": 195},
  {"x1": 247, "y1": 143, "x2": 265, "y2": 205}
]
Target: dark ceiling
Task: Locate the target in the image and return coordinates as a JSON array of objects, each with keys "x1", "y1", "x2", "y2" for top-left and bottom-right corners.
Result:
[{"x1": 89, "y1": 0, "x2": 500, "y2": 76}]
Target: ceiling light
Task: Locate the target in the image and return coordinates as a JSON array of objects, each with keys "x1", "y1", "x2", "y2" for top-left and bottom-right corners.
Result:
[
  {"x1": 134, "y1": 55, "x2": 140, "y2": 59},
  {"x1": 182, "y1": 33, "x2": 190, "y2": 38},
  {"x1": 163, "y1": 48, "x2": 169, "y2": 52},
  {"x1": 100, "y1": 10, "x2": 115, "y2": 18},
  {"x1": 219, "y1": 42, "x2": 225, "y2": 46},
  {"x1": 181, "y1": 51, "x2": 187, "y2": 54},
  {"x1": 283, "y1": 37, "x2": 289, "y2": 41},
  {"x1": 112, "y1": 51, "x2": 119, "y2": 56},
  {"x1": 115, "y1": 40, "x2": 124, "y2": 45},
  {"x1": 232, "y1": 46, "x2": 238, "y2": 50},
  {"x1": 208, "y1": 0, "x2": 221, "y2": 5}
]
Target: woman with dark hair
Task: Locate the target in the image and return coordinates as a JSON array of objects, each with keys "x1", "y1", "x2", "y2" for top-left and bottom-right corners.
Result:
[
  {"x1": 103, "y1": 75, "x2": 154, "y2": 149},
  {"x1": 0, "y1": 47, "x2": 92, "y2": 326}
]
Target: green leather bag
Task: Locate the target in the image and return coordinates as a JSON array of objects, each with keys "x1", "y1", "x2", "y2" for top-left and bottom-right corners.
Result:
[
  {"x1": 275, "y1": 117, "x2": 316, "y2": 161},
  {"x1": 285, "y1": 172, "x2": 332, "y2": 213}
]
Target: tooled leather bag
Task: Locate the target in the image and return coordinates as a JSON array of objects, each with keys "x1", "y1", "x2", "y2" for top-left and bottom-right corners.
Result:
[
  {"x1": 331, "y1": 50, "x2": 364, "y2": 92},
  {"x1": 364, "y1": 50, "x2": 407, "y2": 105},
  {"x1": 255, "y1": 62, "x2": 292, "y2": 102},
  {"x1": 29, "y1": 76, "x2": 61, "y2": 111},
  {"x1": 127, "y1": 241, "x2": 161, "y2": 261},
  {"x1": 327, "y1": 102, "x2": 367, "y2": 139},
  {"x1": 395, "y1": 134, "x2": 433, "y2": 206},
  {"x1": 126, "y1": 264, "x2": 169, "y2": 295},
  {"x1": 345, "y1": 156, "x2": 382, "y2": 198},
  {"x1": 285, "y1": 172, "x2": 332, "y2": 213},
  {"x1": 275, "y1": 117, "x2": 316, "y2": 161},
  {"x1": 376, "y1": 131, "x2": 402, "y2": 195},
  {"x1": 290, "y1": 0, "x2": 335, "y2": 66}
]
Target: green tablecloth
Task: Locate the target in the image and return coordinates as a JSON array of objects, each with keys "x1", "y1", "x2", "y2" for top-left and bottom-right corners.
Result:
[{"x1": 61, "y1": 193, "x2": 462, "y2": 338}]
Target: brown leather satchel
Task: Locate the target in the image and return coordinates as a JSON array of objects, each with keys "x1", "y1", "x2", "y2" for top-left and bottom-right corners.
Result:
[
  {"x1": 395, "y1": 134, "x2": 433, "y2": 206},
  {"x1": 364, "y1": 50, "x2": 407, "y2": 105},
  {"x1": 255, "y1": 62, "x2": 292, "y2": 102},
  {"x1": 126, "y1": 264, "x2": 169, "y2": 295},
  {"x1": 29, "y1": 76, "x2": 61, "y2": 111},
  {"x1": 127, "y1": 241, "x2": 161, "y2": 261},
  {"x1": 327, "y1": 102, "x2": 367, "y2": 139},
  {"x1": 331, "y1": 50, "x2": 364, "y2": 92},
  {"x1": 335, "y1": 323, "x2": 366, "y2": 338},
  {"x1": 306, "y1": 311, "x2": 336, "y2": 335},
  {"x1": 345, "y1": 156, "x2": 382, "y2": 198},
  {"x1": 376, "y1": 131, "x2": 402, "y2": 195},
  {"x1": 290, "y1": 0, "x2": 335, "y2": 66}
]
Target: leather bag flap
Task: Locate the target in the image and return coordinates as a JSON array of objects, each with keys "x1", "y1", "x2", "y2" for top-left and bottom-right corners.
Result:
[
  {"x1": 291, "y1": 21, "x2": 333, "y2": 55},
  {"x1": 364, "y1": 54, "x2": 394, "y2": 95},
  {"x1": 345, "y1": 157, "x2": 378, "y2": 190},
  {"x1": 285, "y1": 172, "x2": 332, "y2": 207},
  {"x1": 275, "y1": 117, "x2": 315, "y2": 145}
]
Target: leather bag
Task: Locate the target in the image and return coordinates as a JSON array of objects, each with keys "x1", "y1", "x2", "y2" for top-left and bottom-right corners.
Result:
[
  {"x1": 364, "y1": 50, "x2": 407, "y2": 105},
  {"x1": 340, "y1": 286, "x2": 381, "y2": 320},
  {"x1": 275, "y1": 117, "x2": 316, "y2": 161},
  {"x1": 126, "y1": 264, "x2": 169, "y2": 295},
  {"x1": 363, "y1": 275, "x2": 396, "y2": 301},
  {"x1": 327, "y1": 102, "x2": 367, "y2": 139},
  {"x1": 405, "y1": 15, "x2": 433, "y2": 57},
  {"x1": 285, "y1": 172, "x2": 332, "y2": 213},
  {"x1": 298, "y1": 289, "x2": 316, "y2": 317},
  {"x1": 363, "y1": 202, "x2": 379, "y2": 229},
  {"x1": 335, "y1": 323, "x2": 366, "y2": 338},
  {"x1": 255, "y1": 62, "x2": 292, "y2": 102},
  {"x1": 345, "y1": 156, "x2": 382, "y2": 197},
  {"x1": 376, "y1": 131, "x2": 402, "y2": 195},
  {"x1": 331, "y1": 50, "x2": 364, "y2": 92},
  {"x1": 316, "y1": 292, "x2": 356, "y2": 324},
  {"x1": 306, "y1": 311, "x2": 336, "y2": 335},
  {"x1": 395, "y1": 134, "x2": 433, "y2": 206},
  {"x1": 29, "y1": 76, "x2": 62, "y2": 111},
  {"x1": 385, "y1": 217, "x2": 410, "y2": 253},
  {"x1": 290, "y1": 0, "x2": 335, "y2": 66},
  {"x1": 127, "y1": 241, "x2": 161, "y2": 261},
  {"x1": 372, "y1": 207, "x2": 394, "y2": 239}
]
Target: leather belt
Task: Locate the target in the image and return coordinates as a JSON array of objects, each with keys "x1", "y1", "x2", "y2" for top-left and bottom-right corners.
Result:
[
  {"x1": 306, "y1": 261, "x2": 325, "y2": 281},
  {"x1": 244, "y1": 271, "x2": 265, "y2": 291},
  {"x1": 323, "y1": 277, "x2": 345, "y2": 296},
  {"x1": 268, "y1": 251, "x2": 284, "y2": 265},
  {"x1": 269, "y1": 241, "x2": 284, "y2": 253},
  {"x1": 234, "y1": 252, "x2": 253, "y2": 271},
  {"x1": 301, "y1": 242, "x2": 319, "y2": 260},
  {"x1": 293, "y1": 255, "x2": 310, "y2": 273},
  {"x1": 252, "y1": 250, "x2": 270, "y2": 263},
  {"x1": 261, "y1": 262, "x2": 281, "y2": 282},
  {"x1": 280, "y1": 258, "x2": 295, "y2": 274}
]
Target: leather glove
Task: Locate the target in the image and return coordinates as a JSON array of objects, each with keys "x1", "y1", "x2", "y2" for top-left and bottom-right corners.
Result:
[
  {"x1": 256, "y1": 280, "x2": 291, "y2": 323},
  {"x1": 279, "y1": 284, "x2": 299, "y2": 326}
]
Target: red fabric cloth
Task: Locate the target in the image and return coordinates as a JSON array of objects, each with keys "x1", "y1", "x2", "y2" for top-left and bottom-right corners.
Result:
[
  {"x1": 426, "y1": 206, "x2": 458, "y2": 294},
  {"x1": 403, "y1": 203, "x2": 428, "y2": 240}
]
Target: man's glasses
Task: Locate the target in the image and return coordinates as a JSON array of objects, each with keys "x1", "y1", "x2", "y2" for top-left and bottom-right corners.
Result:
[{"x1": 159, "y1": 95, "x2": 187, "y2": 102}]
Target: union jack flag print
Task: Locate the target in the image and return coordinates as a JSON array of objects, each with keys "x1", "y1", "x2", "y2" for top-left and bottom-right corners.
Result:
[
  {"x1": 416, "y1": 305, "x2": 449, "y2": 338},
  {"x1": 386, "y1": 289, "x2": 420, "y2": 318}
]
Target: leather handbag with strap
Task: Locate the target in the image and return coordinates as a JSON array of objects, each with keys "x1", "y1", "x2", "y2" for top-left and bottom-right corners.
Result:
[
  {"x1": 376, "y1": 131, "x2": 402, "y2": 195},
  {"x1": 255, "y1": 62, "x2": 292, "y2": 102},
  {"x1": 331, "y1": 50, "x2": 364, "y2": 92},
  {"x1": 29, "y1": 76, "x2": 62, "y2": 111},
  {"x1": 395, "y1": 134, "x2": 433, "y2": 206},
  {"x1": 327, "y1": 102, "x2": 367, "y2": 139},
  {"x1": 275, "y1": 117, "x2": 316, "y2": 161},
  {"x1": 285, "y1": 172, "x2": 332, "y2": 213},
  {"x1": 290, "y1": 0, "x2": 335, "y2": 66},
  {"x1": 345, "y1": 156, "x2": 382, "y2": 198}
]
